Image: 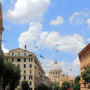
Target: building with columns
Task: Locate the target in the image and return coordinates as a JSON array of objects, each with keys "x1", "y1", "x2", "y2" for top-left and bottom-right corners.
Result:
[
  {"x1": 5, "y1": 48, "x2": 49, "y2": 90},
  {"x1": 49, "y1": 61, "x2": 75, "y2": 87},
  {"x1": 78, "y1": 43, "x2": 90, "y2": 90},
  {"x1": 49, "y1": 61, "x2": 62, "y2": 82}
]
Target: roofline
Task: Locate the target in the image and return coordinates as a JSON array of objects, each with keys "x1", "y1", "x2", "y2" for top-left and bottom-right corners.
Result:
[
  {"x1": 9, "y1": 48, "x2": 31, "y2": 53},
  {"x1": 78, "y1": 43, "x2": 90, "y2": 57}
]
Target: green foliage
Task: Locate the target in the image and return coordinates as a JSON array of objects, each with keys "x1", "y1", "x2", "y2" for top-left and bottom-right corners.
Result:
[
  {"x1": 9, "y1": 64, "x2": 21, "y2": 90},
  {"x1": 21, "y1": 81, "x2": 29, "y2": 90},
  {"x1": 0, "y1": 54, "x2": 5, "y2": 79},
  {"x1": 81, "y1": 66, "x2": 90, "y2": 84},
  {"x1": 2, "y1": 62, "x2": 14, "y2": 89},
  {"x1": 75, "y1": 76, "x2": 80, "y2": 84},
  {"x1": 73, "y1": 83, "x2": 80, "y2": 90},
  {"x1": 2, "y1": 62, "x2": 21, "y2": 90},
  {"x1": 61, "y1": 81, "x2": 70, "y2": 90},
  {"x1": 88, "y1": 85, "x2": 90, "y2": 89},
  {"x1": 73, "y1": 76, "x2": 80, "y2": 90},
  {"x1": 51, "y1": 82, "x2": 61, "y2": 90},
  {"x1": 36, "y1": 83, "x2": 51, "y2": 90}
]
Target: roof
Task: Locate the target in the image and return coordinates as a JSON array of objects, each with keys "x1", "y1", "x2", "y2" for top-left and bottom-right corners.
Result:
[{"x1": 9, "y1": 48, "x2": 31, "y2": 53}]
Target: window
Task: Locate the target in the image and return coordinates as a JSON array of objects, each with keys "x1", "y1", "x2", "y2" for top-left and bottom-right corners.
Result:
[
  {"x1": 29, "y1": 75, "x2": 32, "y2": 80},
  {"x1": 12, "y1": 53, "x2": 14, "y2": 56},
  {"x1": 24, "y1": 58, "x2": 26, "y2": 62},
  {"x1": 12, "y1": 58, "x2": 14, "y2": 62},
  {"x1": 24, "y1": 53, "x2": 26, "y2": 56},
  {"x1": 24, "y1": 70, "x2": 26, "y2": 74},
  {"x1": 35, "y1": 66, "x2": 37, "y2": 69},
  {"x1": 24, "y1": 75, "x2": 26, "y2": 80},
  {"x1": 24, "y1": 64, "x2": 26, "y2": 68},
  {"x1": 17, "y1": 58, "x2": 21, "y2": 62},
  {"x1": 18, "y1": 53, "x2": 20, "y2": 56},
  {"x1": 29, "y1": 54, "x2": 32, "y2": 56},
  {"x1": 29, "y1": 58, "x2": 33, "y2": 62},
  {"x1": 30, "y1": 70, "x2": 32, "y2": 74},
  {"x1": 31, "y1": 58, "x2": 33, "y2": 62},
  {"x1": 30, "y1": 64, "x2": 32, "y2": 68},
  {"x1": 29, "y1": 82, "x2": 32, "y2": 85},
  {"x1": 29, "y1": 88, "x2": 32, "y2": 90}
]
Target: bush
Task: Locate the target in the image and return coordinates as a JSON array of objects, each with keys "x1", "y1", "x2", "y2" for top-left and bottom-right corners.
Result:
[
  {"x1": 61, "y1": 81, "x2": 70, "y2": 90},
  {"x1": 21, "y1": 81, "x2": 29, "y2": 90},
  {"x1": 36, "y1": 83, "x2": 50, "y2": 90},
  {"x1": 73, "y1": 83, "x2": 80, "y2": 90}
]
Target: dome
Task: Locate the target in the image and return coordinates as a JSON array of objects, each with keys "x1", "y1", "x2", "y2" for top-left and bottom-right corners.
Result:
[
  {"x1": 50, "y1": 61, "x2": 62, "y2": 71},
  {"x1": 60, "y1": 72, "x2": 65, "y2": 77}
]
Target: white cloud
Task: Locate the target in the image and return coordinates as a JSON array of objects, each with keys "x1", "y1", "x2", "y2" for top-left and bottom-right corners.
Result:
[
  {"x1": 59, "y1": 58, "x2": 80, "y2": 76},
  {"x1": 2, "y1": 44, "x2": 9, "y2": 53},
  {"x1": 37, "y1": 32, "x2": 85, "y2": 53},
  {"x1": 18, "y1": 22, "x2": 85, "y2": 53},
  {"x1": 69, "y1": 9, "x2": 90, "y2": 25},
  {"x1": 61, "y1": 62, "x2": 80, "y2": 76},
  {"x1": 72, "y1": 57, "x2": 80, "y2": 66},
  {"x1": 86, "y1": 18, "x2": 90, "y2": 27},
  {"x1": 50, "y1": 16, "x2": 64, "y2": 25},
  {"x1": 5, "y1": 0, "x2": 51, "y2": 23},
  {"x1": 40, "y1": 59, "x2": 54, "y2": 76},
  {"x1": 18, "y1": 22, "x2": 42, "y2": 49}
]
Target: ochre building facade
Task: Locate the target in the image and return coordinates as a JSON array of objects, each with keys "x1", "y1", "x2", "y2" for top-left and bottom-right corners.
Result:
[{"x1": 78, "y1": 43, "x2": 90, "y2": 90}]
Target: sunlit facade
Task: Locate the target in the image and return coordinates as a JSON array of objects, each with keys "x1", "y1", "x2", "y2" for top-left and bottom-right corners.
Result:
[
  {"x1": 5, "y1": 48, "x2": 48, "y2": 90},
  {"x1": 78, "y1": 43, "x2": 90, "y2": 90}
]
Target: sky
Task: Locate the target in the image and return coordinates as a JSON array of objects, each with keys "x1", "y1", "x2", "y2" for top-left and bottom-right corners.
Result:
[{"x1": 1, "y1": 0, "x2": 90, "y2": 76}]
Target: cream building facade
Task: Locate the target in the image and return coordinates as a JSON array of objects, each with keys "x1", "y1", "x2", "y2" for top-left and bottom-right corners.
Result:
[{"x1": 5, "y1": 48, "x2": 48, "y2": 90}]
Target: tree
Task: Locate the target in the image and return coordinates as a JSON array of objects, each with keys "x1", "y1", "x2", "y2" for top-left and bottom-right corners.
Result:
[
  {"x1": 61, "y1": 81, "x2": 70, "y2": 90},
  {"x1": 73, "y1": 83, "x2": 80, "y2": 90},
  {"x1": 62, "y1": 81, "x2": 70, "y2": 90},
  {"x1": 81, "y1": 66, "x2": 90, "y2": 84},
  {"x1": 36, "y1": 83, "x2": 50, "y2": 90},
  {"x1": 75, "y1": 76, "x2": 80, "y2": 84},
  {"x1": 73, "y1": 76, "x2": 80, "y2": 90},
  {"x1": 2, "y1": 62, "x2": 21, "y2": 90},
  {"x1": 0, "y1": 54, "x2": 5, "y2": 81},
  {"x1": 51, "y1": 82, "x2": 61, "y2": 90},
  {"x1": 9, "y1": 64, "x2": 21, "y2": 90},
  {"x1": 21, "y1": 81, "x2": 29, "y2": 90}
]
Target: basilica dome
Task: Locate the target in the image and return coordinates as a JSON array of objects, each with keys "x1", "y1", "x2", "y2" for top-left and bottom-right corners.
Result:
[{"x1": 50, "y1": 61, "x2": 62, "y2": 71}]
